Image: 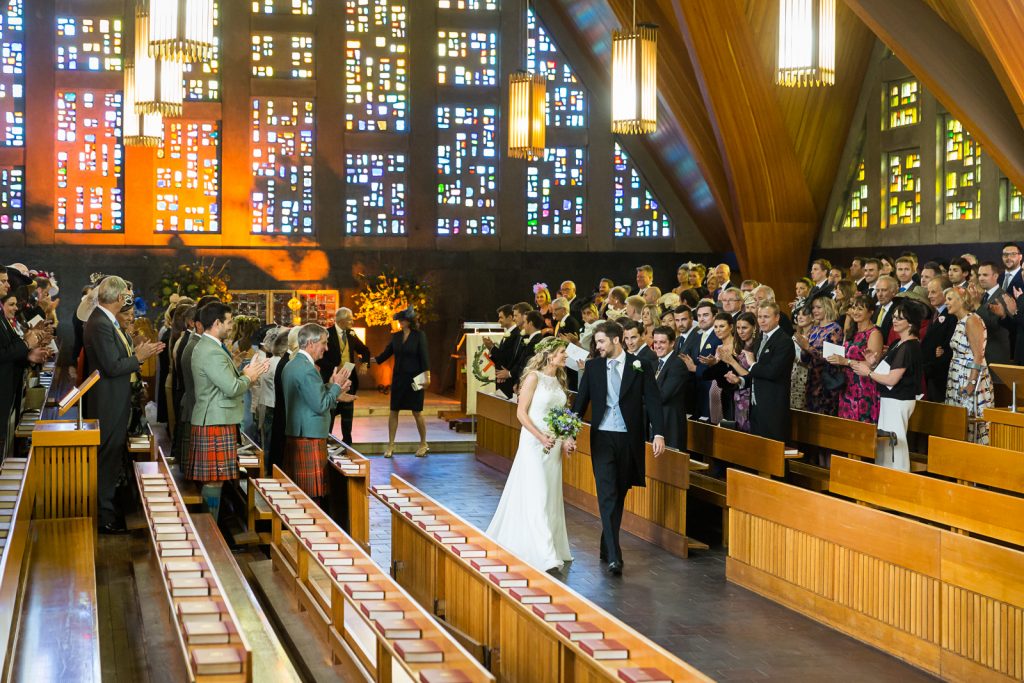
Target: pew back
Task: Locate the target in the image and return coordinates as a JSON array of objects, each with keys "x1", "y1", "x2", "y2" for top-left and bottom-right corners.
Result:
[
  {"x1": 0, "y1": 455, "x2": 35, "y2": 676},
  {"x1": 927, "y1": 435, "x2": 1024, "y2": 495},
  {"x1": 686, "y1": 420, "x2": 795, "y2": 478},
  {"x1": 908, "y1": 401, "x2": 967, "y2": 442},
  {"x1": 789, "y1": 409, "x2": 876, "y2": 459},
  {"x1": 325, "y1": 436, "x2": 370, "y2": 551}
]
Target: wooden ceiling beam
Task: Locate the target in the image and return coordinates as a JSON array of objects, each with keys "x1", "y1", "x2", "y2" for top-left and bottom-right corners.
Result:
[
  {"x1": 671, "y1": 0, "x2": 818, "y2": 295},
  {"x1": 959, "y1": 0, "x2": 1024, "y2": 131},
  {"x1": 843, "y1": 0, "x2": 1024, "y2": 190}
]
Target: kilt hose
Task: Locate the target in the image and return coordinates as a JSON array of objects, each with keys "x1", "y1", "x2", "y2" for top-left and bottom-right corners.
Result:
[
  {"x1": 284, "y1": 437, "x2": 328, "y2": 498},
  {"x1": 186, "y1": 425, "x2": 240, "y2": 482}
]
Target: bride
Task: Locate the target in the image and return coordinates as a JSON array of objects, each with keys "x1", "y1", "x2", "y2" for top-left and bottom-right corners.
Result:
[{"x1": 486, "y1": 337, "x2": 575, "y2": 572}]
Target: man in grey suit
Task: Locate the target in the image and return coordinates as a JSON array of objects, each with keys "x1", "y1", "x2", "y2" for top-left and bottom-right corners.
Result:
[
  {"x1": 84, "y1": 276, "x2": 163, "y2": 533},
  {"x1": 177, "y1": 295, "x2": 220, "y2": 472},
  {"x1": 978, "y1": 262, "x2": 1012, "y2": 366}
]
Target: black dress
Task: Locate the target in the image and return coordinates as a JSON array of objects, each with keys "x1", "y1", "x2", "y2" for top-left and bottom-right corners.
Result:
[{"x1": 376, "y1": 329, "x2": 429, "y2": 412}]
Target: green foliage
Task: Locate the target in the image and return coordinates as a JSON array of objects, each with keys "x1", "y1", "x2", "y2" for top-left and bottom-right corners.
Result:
[{"x1": 152, "y1": 259, "x2": 232, "y2": 310}]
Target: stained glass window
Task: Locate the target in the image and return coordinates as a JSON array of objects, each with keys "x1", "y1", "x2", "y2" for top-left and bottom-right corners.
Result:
[
  {"x1": 613, "y1": 142, "x2": 671, "y2": 238},
  {"x1": 55, "y1": 90, "x2": 124, "y2": 232},
  {"x1": 250, "y1": 97, "x2": 314, "y2": 234},
  {"x1": 886, "y1": 148, "x2": 921, "y2": 226},
  {"x1": 943, "y1": 117, "x2": 980, "y2": 221},
  {"x1": 0, "y1": 166, "x2": 22, "y2": 230},
  {"x1": 345, "y1": 153, "x2": 406, "y2": 235},
  {"x1": 252, "y1": 0, "x2": 313, "y2": 15},
  {"x1": 841, "y1": 158, "x2": 868, "y2": 229},
  {"x1": 155, "y1": 121, "x2": 220, "y2": 233},
  {"x1": 251, "y1": 33, "x2": 314, "y2": 78},
  {"x1": 527, "y1": 147, "x2": 584, "y2": 236},
  {"x1": 437, "y1": 0, "x2": 498, "y2": 10},
  {"x1": 1004, "y1": 179, "x2": 1023, "y2": 222},
  {"x1": 184, "y1": 1, "x2": 219, "y2": 100},
  {"x1": 436, "y1": 105, "x2": 497, "y2": 236},
  {"x1": 526, "y1": 8, "x2": 585, "y2": 128},
  {"x1": 344, "y1": 0, "x2": 407, "y2": 132},
  {"x1": 436, "y1": 31, "x2": 497, "y2": 86},
  {"x1": 0, "y1": 0, "x2": 24, "y2": 147},
  {"x1": 56, "y1": 17, "x2": 123, "y2": 71},
  {"x1": 886, "y1": 78, "x2": 919, "y2": 129}
]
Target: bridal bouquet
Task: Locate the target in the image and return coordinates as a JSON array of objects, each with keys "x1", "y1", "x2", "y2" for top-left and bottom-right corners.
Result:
[{"x1": 542, "y1": 407, "x2": 583, "y2": 454}]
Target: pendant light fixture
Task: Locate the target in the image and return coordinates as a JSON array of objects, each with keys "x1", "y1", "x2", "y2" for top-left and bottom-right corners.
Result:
[
  {"x1": 148, "y1": 0, "x2": 215, "y2": 62},
  {"x1": 508, "y1": 0, "x2": 546, "y2": 160},
  {"x1": 134, "y1": 6, "x2": 184, "y2": 117},
  {"x1": 123, "y1": 64, "x2": 163, "y2": 146},
  {"x1": 776, "y1": 0, "x2": 836, "y2": 87},
  {"x1": 611, "y1": 0, "x2": 657, "y2": 134}
]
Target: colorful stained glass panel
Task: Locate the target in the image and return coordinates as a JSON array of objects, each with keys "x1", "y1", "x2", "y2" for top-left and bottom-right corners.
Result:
[
  {"x1": 155, "y1": 121, "x2": 220, "y2": 233},
  {"x1": 250, "y1": 97, "x2": 314, "y2": 234}
]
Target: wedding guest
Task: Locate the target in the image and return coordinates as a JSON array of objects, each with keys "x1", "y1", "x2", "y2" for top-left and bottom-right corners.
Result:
[
  {"x1": 895, "y1": 256, "x2": 925, "y2": 297},
  {"x1": 850, "y1": 300, "x2": 925, "y2": 472},
  {"x1": 833, "y1": 279, "x2": 856, "y2": 332},
  {"x1": 672, "y1": 264, "x2": 691, "y2": 296},
  {"x1": 797, "y1": 297, "x2": 844, "y2": 416},
  {"x1": 551, "y1": 297, "x2": 582, "y2": 340},
  {"x1": 635, "y1": 265, "x2": 654, "y2": 297},
  {"x1": 621, "y1": 318, "x2": 656, "y2": 364},
  {"x1": 187, "y1": 302, "x2": 269, "y2": 519},
  {"x1": 827, "y1": 294, "x2": 881, "y2": 425},
  {"x1": 873, "y1": 276, "x2": 898, "y2": 340},
  {"x1": 320, "y1": 307, "x2": 370, "y2": 445},
  {"x1": 651, "y1": 326, "x2": 688, "y2": 449},
  {"x1": 156, "y1": 301, "x2": 176, "y2": 424},
  {"x1": 657, "y1": 292, "x2": 680, "y2": 315},
  {"x1": 624, "y1": 295, "x2": 646, "y2": 322},
  {"x1": 283, "y1": 323, "x2": 351, "y2": 503},
  {"x1": 724, "y1": 302, "x2": 795, "y2": 441},
  {"x1": 976, "y1": 261, "x2": 1012, "y2": 365},
  {"x1": 1, "y1": 289, "x2": 49, "y2": 459},
  {"x1": 944, "y1": 286, "x2": 992, "y2": 444},
  {"x1": 829, "y1": 267, "x2": 844, "y2": 286},
  {"x1": 879, "y1": 255, "x2": 896, "y2": 277},
  {"x1": 791, "y1": 277, "x2": 812, "y2": 311},
  {"x1": 1001, "y1": 242, "x2": 1024, "y2": 293},
  {"x1": 660, "y1": 308, "x2": 677, "y2": 333},
  {"x1": 230, "y1": 314, "x2": 262, "y2": 444},
  {"x1": 484, "y1": 304, "x2": 521, "y2": 399},
  {"x1": 961, "y1": 253, "x2": 979, "y2": 266},
  {"x1": 704, "y1": 272, "x2": 721, "y2": 302},
  {"x1": 714, "y1": 264, "x2": 734, "y2": 293},
  {"x1": 920, "y1": 262, "x2": 941, "y2": 289},
  {"x1": 673, "y1": 305, "x2": 694, "y2": 353},
  {"x1": 922, "y1": 277, "x2": 956, "y2": 402},
  {"x1": 559, "y1": 281, "x2": 584, "y2": 320},
  {"x1": 372, "y1": 308, "x2": 431, "y2": 458},
  {"x1": 115, "y1": 297, "x2": 146, "y2": 438},
  {"x1": 270, "y1": 327, "x2": 300, "y2": 471},
  {"x1": 640, "y1": 304, "x2": 660, "y2": 345},
  {"x1": 602, "y1": 286, "x2": 628, "y2": 319},
  {"x1": 790, "y1": 304, "x2": 813, "y2": 410},
  {"x1": 948, "y1": 257, "x2": 971, "y2": 287},
  {"x1": 679, "y1": 300, "x2": 721, "y2": 419},
  {"x1": 718, "y1": 311, "x2": 757, "y2": 431},
  {"x1": 168, "y1": 302, "x2": 195, "y2": 443},
  {"x1": 743, "y1": 293, "x2": 758, "y2": 314},
  {"x1": 533, "y1": 283, "x2": 554, "y2": 333},
  {"x1": 850, "y1": 257, "x2": 868, "y2": 292},
  {"x1": 752, "y1": 285, "x2": 793, "y2": 335},
  {"x1": 740, "y1": 279, "x2": 760, "y2": 294},
  {"x1": 806, "y1": 259, "x2": 834, "y2": 302},
  {"x1": 594, "y1": 278, "x2": 614, "y2": 311},
  {"x1": 642, "y1": 286, "x2": 662, "y2": 306},
  {"x1": 689, "y1": 265, "x2": 708, "y2": 299},
  {"x1": 252, "y1": 327, "x2": 283, "y2": 467},
  {"x1": 579, "y1": 303, "x2": 600, "y2": 349},
  {"x1": 862, "y1": 258, "x2": 881, "y2": 298},
  {"x1": 177, "y1": 295, "x2": 220, "y2": 472},
  {"x1": 688, "y1": 313, "x2": 737, "y2": 424},
  {"x1": 718, "y1": 287, "x2": 743, "y2": 321},
  {"x1": 511, "y1": 311, "x2": 545, "y2": 391}
]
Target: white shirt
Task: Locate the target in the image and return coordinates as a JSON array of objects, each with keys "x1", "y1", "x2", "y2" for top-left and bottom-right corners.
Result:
[
  {"x1": 986, "y1": 285, "x2": 1001, "y2": 299},
  {"x1": 298, "y1": 349, "x2": 315, "y2": 366},
  {"x1": 699, "y1": 326, "x2": 714, "y2": 348},
  {"x1": 605, "y1": 349, "x2": 626, "y2": 382},
  {"x1": 97, "y1": 305, "x2": 118, "y2": 326},
  {"x1": 202, "y1": 332, "x2": 222, "y2": 346},
  {"x1": 1005, "y1": 267, "x2": 1021, "y2": 288}
]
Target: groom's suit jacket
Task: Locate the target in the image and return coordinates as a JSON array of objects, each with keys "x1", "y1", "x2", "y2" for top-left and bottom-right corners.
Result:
[{"x1": 573, "y1": 352, "x2": 664, "y2": 488}]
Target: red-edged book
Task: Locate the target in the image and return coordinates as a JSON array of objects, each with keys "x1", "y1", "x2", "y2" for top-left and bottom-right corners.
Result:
[
  {"x1": 418, "y1": 520, "x2": 449, "y2": 532},
  {"x1": 617, "y1": 667, "x2": 672, "y2": 683},
  {"x1": 532, "y1": 603, "x2": 576, "y2": 622},
  {"x1": 579, "y1": 638, "x2": 627, "y2": 659},
  {"x1": 488, "y1": 572, "x2": 527, "y2": 588},
  {"x1": 330, "y1": 566, "x2": 369, "y2": 582},
  {"x1": 418, "y1": 669, "x2": 471, "y2": 683},
  {"x1": 395, "y1": 639, "x2": 444, "y2": 663},
  {"x1": 374, "y1": 618, "x2": 422, "y2": 640},
  {"x1": 397, "y1": 505, "x2": 423, "y2": 515},
  {"x1": 343, "y1": 582, "x2": 385, "y2": 600},
  {"x1": 305, "y1": 537, "x2": 342, "y2": 552},
  {"x1": 317, "y1": 550, "x2": 355, "y2": 567},
  {"x1": 432, "y1": 530, "x2": 466, "y2": 544},
  {"x1": 451, "y1": 543, "x2": 486, "y2": 558},
  {"x1": 381, "y1": 492, "x2": 409, "y2": 505},
  {"x1": 508, "y1": 587, "x2": 550, "y2": 604},
  {"x1": 556, "y1": 621, "x2": 604, "y2": 641},
  {"x1": 360, "y1": 601, "x2": 405, "y2": 621},
  {"x1": 469, "y1": 558, "x2": 507, "y2": 573}
]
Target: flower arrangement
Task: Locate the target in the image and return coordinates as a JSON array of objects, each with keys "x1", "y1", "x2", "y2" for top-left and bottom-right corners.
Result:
[
  {"x1": 542, "y1": 407, "x2": 583, "y2": 454},
  {"x1": 353, "y1": 267, "x2": 437, "y2": 328},
  {"x1": 152, "y1": 259, "x2": 232, "y2": 310}
]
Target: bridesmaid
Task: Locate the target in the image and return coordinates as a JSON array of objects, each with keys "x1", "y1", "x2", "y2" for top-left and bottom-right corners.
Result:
[{"x1": 828, "y1": 294, "x2": 882, "y2": 424}]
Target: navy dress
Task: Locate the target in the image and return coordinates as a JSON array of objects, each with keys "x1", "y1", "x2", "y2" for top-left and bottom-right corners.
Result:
[{"x1": 376, "y1": 329, "x2": 430, "y2": 412}]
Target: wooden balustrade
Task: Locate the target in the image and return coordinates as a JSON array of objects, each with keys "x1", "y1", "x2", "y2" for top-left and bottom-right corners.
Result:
[
  {"x1": 134, "y1": 459, "x2": 253, "y2": 682},
  {"x1": 727, "y1": 469, "x2": 1024, "y2": 680},
  {"x1": 377, "y1": 474, "x2": 712, "y2": 683},
  {"x1": 254, "y1": 468, "x2": 494, "y2": 683}
]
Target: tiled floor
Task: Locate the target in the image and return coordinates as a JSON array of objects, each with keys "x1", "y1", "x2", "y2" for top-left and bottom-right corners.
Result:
[{"x1": 364, "y1": 452, "x2": 938, "y2": 682}]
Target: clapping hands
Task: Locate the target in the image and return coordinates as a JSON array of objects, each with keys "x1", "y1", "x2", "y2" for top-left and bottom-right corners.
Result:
[
  {"x1": 330, "y1": 364, "x2": 353, "y2": 393},
  {"x1": 134, "y1": 340, "x2": 165, "y2": 363},
  {"x1": 243, "y1": 357, "x2": 271, "y2": 382}
]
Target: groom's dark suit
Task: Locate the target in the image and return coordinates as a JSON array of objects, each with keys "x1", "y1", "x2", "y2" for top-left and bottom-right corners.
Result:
[{"x1": 573, "y1": 351, "x2": 664, "y2": 566}]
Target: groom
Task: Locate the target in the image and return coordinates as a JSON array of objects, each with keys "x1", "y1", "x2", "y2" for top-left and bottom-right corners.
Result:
[{"x1": 573, "y1": 320, "x2": 665, "y2": 575}]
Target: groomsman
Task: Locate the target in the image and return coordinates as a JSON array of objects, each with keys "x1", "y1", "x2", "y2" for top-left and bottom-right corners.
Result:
[
  {"x1": 806, "y1": 260, "x2": 834, "y2": 302},
  {"x1": 1001, "y1": 243, "x2": 1024, "y2": 293},
  {"x1": 84, "y1": 276, "x2": 162, "y2": 533},
  {"x1": 651, "y1": 326, "x2": 688, "y2": 449},
  {"x1": 486, "y1": 303, "x2": 528, "y2": 398},
  {"x1": 319, "y1": 307, "x2": 369, "y2": 445},
  {"x1": 672, "y1": 305, "x2": 694, "y2": 353},
  {"x1": 727, "y1": 302, "x2": 794, "y2": 442},
  {"x1": 679, "y1": 300, "x2": 721, "y2": 419},
  {"x1": 621, "y1": 319, "x2": 656, "y2": 364},
  {"x1": 284, "y1": 324, "x2": 351, "y2": 504},
  {"x1": 511, "y1": 311, "x2": 546, "y2": 391}
]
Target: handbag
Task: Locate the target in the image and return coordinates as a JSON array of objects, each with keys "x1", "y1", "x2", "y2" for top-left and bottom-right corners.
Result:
[{"x1": 821, "y1": 363, "x2": 846, "y2": 391}]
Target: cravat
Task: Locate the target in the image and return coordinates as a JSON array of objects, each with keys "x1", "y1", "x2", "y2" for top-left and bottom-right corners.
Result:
[
  {"x1": 657, "y1": 358, "x2": 665, "y2": 378},
  {"x1": 607, "y1": 359, "x2": 621, "y2": 397}
]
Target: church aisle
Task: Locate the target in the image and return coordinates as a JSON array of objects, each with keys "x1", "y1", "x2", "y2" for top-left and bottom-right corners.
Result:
[{"x1": 365, "y1": 452, "x2": 938, "y2": 682}]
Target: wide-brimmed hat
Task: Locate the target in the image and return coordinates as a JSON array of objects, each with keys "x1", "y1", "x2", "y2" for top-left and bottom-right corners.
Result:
[
  {"x1": 5, "y1": 264, "x2": 30, "y2": 290},
  {"x1": 76, "y1": 291, "x2": 98, "y2": 322}
]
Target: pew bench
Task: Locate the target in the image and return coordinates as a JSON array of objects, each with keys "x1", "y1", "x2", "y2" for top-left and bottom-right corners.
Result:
[
  {"x1": 927, "y1": 435, "x2": 1024, "y2": 496},
  {"x1": 830, "y1": 456, "x2": 1024, "y2": 547},
  {"x1": 134, "y1": 459, "x2": 254, "y2": 682},
  {"x1": 375, "y1": 475, "x2": 712, "y2": 682},
  {"x1": 685, "y1": 420, "x2": 801, "y2": 546},
  {"x1": 150, "y1": 422, "x2": 204, "y2": 506},
  {"x1": 906, "y1": 401, "x2": 967, "y2": 472},
  {"x1": 326, "y1": 436, "x2": 370, "y2": 551},
  {"x1": 254, "y1": 468, "x2": 494, "y2": 682},
  {"x1": 0, "y1": 455, "x2": 34, "y2": 676}
]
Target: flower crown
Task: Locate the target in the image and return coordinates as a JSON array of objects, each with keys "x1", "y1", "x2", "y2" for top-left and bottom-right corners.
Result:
[
  {"x1": 535, "y1": 336, "x2": 568, "y2": 355},
  {"x1": 532, "y1": 282, "x2": 549, "y2": 295}
]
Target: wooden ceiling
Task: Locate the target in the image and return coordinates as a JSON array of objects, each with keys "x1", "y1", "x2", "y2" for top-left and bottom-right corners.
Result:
[{"x1": 542, "y1": 0, "x2": 1024, "y2": 293}]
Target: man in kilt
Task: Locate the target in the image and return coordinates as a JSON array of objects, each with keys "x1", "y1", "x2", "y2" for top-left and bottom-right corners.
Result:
[
  {"x1": 282, "y1": 323, "x2": 352, "y2": 504},
  {"x1": 187, "y1": 302, "x2": 270, "y2": 518}
]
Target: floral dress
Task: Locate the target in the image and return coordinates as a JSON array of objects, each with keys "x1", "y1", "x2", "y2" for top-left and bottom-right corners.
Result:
[
  {"x1": 839, "y1": 326, "x2": 880, "y2": 424},
  {"x1": 734, "y1": 349, "x2": 753, "y2": 431},
  {"x1": 791, "y1": 341, "x2": 809, "y2": 411},
  {"x1": 945, "y1": 314, "x2": 993, "y2": 444},
  {"x1": 803, "y1": 322, "x2": 844, "y2": 415}
]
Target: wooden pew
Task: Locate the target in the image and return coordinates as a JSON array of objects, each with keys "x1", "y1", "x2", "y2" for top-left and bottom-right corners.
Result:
[
  {"x1": 377, "y1": 475, "x2": 712, "y2": 683},
  {"x1": 476, "y1": 391, "x2": 704, "y2": 558},
  {"x1": 326, "y1": 436, "x2": 370, "y2": 552},
  {"x1": 830, "y1": 456, "x2": 1024, "y2": 547},
  {"x1": 135, "y1": 458, "x2": 254, "y2": 682},
  {"x1": 150, "y1": 422, "x2": 204, "y2": 506},
  {"x1": 727, "y1": 469, "x2": 1024, "y2": 680},
  {"x1": 927, "y1": 435, "x2": 1024, "y2": 495},
  {"x1": 254, "y1": 468, "x2": 493, "y2": 682},
  {"x1": 0, "y1": 455, "x2": 35, "y2": 675},
  {"x1": 786, "y1": 409, "x2": 878, "y2": 491},
  {"x1": 906, "y1": 401, "x2": 967, "y2": 471},
  {"x1": 685, "y1": 420, "x2": 801, "y2": 545}
]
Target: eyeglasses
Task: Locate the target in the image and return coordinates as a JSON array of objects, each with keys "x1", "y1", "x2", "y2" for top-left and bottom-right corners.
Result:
[
  {"x1": 1003, "y1": 252, "x2": 1020, "y2": 257},
  {"x1": 892, "y1": 315, "x2": 906, "y2": 322}
]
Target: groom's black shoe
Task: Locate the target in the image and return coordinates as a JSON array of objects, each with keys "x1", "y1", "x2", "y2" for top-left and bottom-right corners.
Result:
[{"x1": 607, "y1": 561, "x2": 623, "y2": 576}]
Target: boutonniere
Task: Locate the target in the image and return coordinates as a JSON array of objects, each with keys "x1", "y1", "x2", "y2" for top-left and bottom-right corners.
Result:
[
  {"x1": 632, "y1": 359, "x2": 643, "y2": 372},
  {"x1": 938, "y1": 315, "x2": 946, "y2": 324}
]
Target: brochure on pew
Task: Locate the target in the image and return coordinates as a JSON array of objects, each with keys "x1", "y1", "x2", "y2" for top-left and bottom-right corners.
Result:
[{"x1": 822, "y1": 341, "x2": 845, "y2": 359}]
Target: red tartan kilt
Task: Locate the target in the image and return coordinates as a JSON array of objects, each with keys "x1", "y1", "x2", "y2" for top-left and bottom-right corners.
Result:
[
  {"x1": 186, "y1": 425, "x2": 239, "y2": 482},
  {"x1": 284, "y1": 437, "x2": 328, "y2": 498}
]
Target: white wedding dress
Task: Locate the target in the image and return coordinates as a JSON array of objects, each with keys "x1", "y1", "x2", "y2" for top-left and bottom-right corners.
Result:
[{"x1": 486, "y1": 371, "x2": 574, "y2": 572}]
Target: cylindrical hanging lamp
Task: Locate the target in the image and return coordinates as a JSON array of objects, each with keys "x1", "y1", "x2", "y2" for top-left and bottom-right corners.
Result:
[
  {"x1": 135, "y1": 8, "x2": 184, "y2": 117},
  {"x1": 508, "y1": 70, "x2": 546, "y2": 160},
  {"x1": 611, "y1": 18, "x2": 658, "y2": 135},
  {"x1": 148, "y1": 0, "x2": 215, "y2": 62},
  {"x1": 776, "y1": 0, "x2": 836, "y2": 87},
  {"x1": 124, "y1": 63, "x2": 163, "y2": 146}
]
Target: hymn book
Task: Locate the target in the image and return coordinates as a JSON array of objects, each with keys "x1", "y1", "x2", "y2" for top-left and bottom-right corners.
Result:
[
  {"x1": 532, "y1": 603, "x2": 576, "y2": 622},
  {"x1": 396, "y1": 639, "x2": 443, "y2": 663},
  {"x1": 374, "y1": 619, "x2": 422, "y2": 640},
  {"x1": 183, "y1": 620, "x2": 235, "y2": 645},
  {"x1": 360, "y1": 601, "x2": 405, "y2": 621},
  {"x1": 417, "y1": 670, "x2": 471, "y2": 683},
  {"x1": 617, "y1": 667, "x2": 672, "y2": 683},
  {"x1": 579, "y1": 638, "x2": 628, "y2": 659},
  {"x1": 556, "y1": 622, "x2": 604, "y2": 641},
  {"x1": 191, "y1": 647, "x2": 243, "y2": 675}
]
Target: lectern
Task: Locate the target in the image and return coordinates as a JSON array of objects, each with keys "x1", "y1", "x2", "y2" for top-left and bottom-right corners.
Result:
[
  {"x1": 984, "y1": 364, "x2": 1024, "y2": 450},
  {"x1": 30, "y1": 371, "x2": 101, "y2": 520}
]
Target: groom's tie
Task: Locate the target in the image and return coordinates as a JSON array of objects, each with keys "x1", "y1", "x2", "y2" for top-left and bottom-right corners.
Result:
[{"x1": 607, "y1": 359, "x2": 621, "y2": 397}]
